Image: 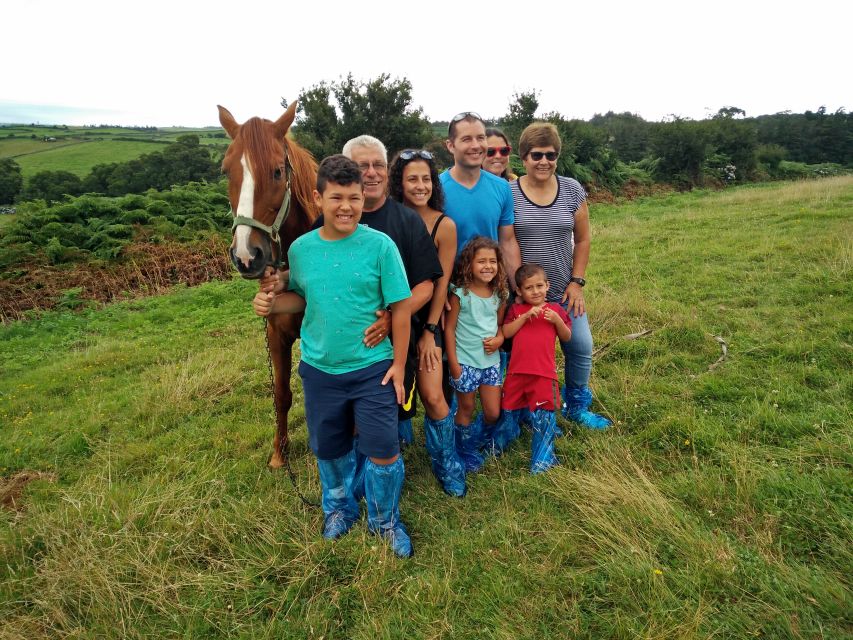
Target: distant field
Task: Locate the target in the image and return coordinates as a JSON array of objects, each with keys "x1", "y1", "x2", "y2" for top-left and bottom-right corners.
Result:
[
  {"x1": 0, "y1": 123, "x2": 228, "y2": 178},
  {"x1": 8, "y1": 140, "x2": 172, "y2": 178}
]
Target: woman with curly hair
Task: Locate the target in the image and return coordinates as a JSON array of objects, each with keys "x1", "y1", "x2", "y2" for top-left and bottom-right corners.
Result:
[{"x1": 389, "y1": 149, "x2": 465, "y2": 497}]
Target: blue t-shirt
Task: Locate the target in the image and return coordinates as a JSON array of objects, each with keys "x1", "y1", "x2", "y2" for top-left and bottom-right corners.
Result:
[
  {"x1": 288, "y1": 225, "x2": 411, "y2": 374},
  {"x1": 439, "y1": 169, "x2": 514, "y2": 250},
  {"x1": 449, "y1": 284, "x2": 502, "y2": 369}
]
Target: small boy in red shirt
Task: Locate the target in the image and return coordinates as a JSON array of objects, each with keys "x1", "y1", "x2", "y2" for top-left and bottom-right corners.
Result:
[{"x1": 501, "y1": 263, "x2": 572, "y2": 473}]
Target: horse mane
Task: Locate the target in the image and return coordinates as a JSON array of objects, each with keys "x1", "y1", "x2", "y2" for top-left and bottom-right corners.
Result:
[
  {"x1": 283, "y1": 137, "x2": 319, "y2": 224},
  {"x1": 241, "y1": 117, "x2": 319, "y2": 226}
]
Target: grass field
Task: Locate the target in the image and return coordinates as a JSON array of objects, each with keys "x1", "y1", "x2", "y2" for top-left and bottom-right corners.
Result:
[{"x1": 1, "y1": 177, "x2": 851, "y2": 638}]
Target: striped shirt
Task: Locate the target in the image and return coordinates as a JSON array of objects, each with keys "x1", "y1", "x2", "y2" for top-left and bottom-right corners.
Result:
[{"x1": 511, "y1": 176, "x2": 587, "y2": 303}]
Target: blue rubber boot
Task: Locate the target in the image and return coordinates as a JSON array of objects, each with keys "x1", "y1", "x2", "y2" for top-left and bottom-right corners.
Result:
[
  {"x1": 398, "y1": 418, "x2": 414, "y2": 448},
  {"x1": 364, "y1": 458, "x2": 413, "y2": 558},
  {"x1": 455, "y1": 416, "x2": 485, "y2": 473},
  {"x1": 561, "y1": 385, "x2": 611, "y2": 430},
  {"x1": 530, "y1": 409, "x2": 559, "y2": 474},
  {"x1": 484, "y1": 409, "x2": 521, "y2": 457},
  {"x1": 316, "y1": 450, "x2": 360, "y2": 539},
  {"x1": 351, "y1": 436, "x2": 366, "y2": 502},
  {"x1": 424, "y1": 412, "x2": 467, "y2": 497}
]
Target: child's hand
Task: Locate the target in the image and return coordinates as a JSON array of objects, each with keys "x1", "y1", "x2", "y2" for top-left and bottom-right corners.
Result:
[
  {"x1": 543, "y1": 306, "x2": 561, "y2": 324},
  {"x1": 381, "y1": 362, "x2": 405, "y2": 405},
  {"x1": 252, "y1": 291, "x2": 274, "y2": 317},
  {"x1": 259, "y1": 267, "x2": 286, "y2": 294},
  {"x1": 526, "y1": 305, "x2": 545, "y2": 321},
  {"x1": 449, "y1": 362, "x2": 462, "y2": 380},
  {"x1": 483, "y1": 334, "x2": 504, "y2": 354}
]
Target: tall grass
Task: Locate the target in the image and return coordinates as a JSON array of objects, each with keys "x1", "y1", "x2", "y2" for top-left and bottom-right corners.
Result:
[{"x1": 1, "y1": 177, "x2": 850, "y2": 638}]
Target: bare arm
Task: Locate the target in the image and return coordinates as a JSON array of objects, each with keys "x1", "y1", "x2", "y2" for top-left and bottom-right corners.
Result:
[
  {"x1": 444, "y1": 293, "x2": 462, "y2": 379},
  {"x1": 499, "y1": 224, "x2": 522, "y2": 296},
  {"x1": 563, "y1": 201, "x2": 591, "y2": 316},
  {"x1": 381, "y1": 298, "x2": 412, "y2": 404},
  {"x1": 543, "y1": 306, "x2": 572, "y2": 342},
  {"x1": 417, "y1": 219, "x2": 456, "y2": 372},
  {"x1": 252, "y1": 291, "x2": 306, "y2": 317}
]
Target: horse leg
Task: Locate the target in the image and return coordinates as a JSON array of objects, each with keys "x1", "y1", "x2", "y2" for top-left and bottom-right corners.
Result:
[{"x1": 267, "y1": 314, "x2": 300, "y2": 469}]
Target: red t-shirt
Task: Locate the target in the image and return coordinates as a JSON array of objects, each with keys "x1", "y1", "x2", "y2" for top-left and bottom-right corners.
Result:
[{"x1": 503, "y1": 303, "x2": 571, "y2": 380}]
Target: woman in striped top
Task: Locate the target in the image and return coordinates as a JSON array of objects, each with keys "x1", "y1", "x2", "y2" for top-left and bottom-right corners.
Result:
[{"x1": 510, "y1": 122, "x2": 611, "y2": 430}]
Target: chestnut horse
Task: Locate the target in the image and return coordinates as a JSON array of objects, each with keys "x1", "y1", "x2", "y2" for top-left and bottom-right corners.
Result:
[{"x1": 218, "y1": 102, "x2": 318, "y2": 468}]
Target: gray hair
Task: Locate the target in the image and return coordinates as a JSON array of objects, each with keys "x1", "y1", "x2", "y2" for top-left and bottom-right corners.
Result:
[{"x1": 342, "y1": 135, "x2": 388, "y2": 162}]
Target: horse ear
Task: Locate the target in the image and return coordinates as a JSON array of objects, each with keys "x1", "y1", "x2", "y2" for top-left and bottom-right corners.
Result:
[
  {"x1": 273, "y1": 101, "x2": 298, "y2": 138},
  {"x1": 217, "y1": 105, "x2": 240, "y2": 139}
]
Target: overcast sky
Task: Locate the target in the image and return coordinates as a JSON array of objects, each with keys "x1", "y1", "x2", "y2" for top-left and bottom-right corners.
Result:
[{"x1": 2, "y1": 0, "x2": 849, "y2": 127}]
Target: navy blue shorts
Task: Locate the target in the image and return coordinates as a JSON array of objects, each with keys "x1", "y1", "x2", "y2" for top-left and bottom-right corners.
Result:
[{"x1": 298, "y1": 359, "x2": 400, "y2": 460}]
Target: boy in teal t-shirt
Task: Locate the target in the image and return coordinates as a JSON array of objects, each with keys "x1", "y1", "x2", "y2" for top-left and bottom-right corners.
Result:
[{"x1": 252, "y1": 155, "x2": 414, "y2": 557}]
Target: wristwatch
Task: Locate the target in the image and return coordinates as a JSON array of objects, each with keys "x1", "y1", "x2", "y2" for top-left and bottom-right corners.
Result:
[
  {"x1": 569, "y1": 276, "x2": 586, "y2": 287},
  {"x1": 424, "y1": 322, "x2": 440, "y2": 337}
]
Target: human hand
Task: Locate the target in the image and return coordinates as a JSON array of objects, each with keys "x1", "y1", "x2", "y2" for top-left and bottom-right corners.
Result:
[
  {"x1": 483, "y1": 333, "x2": 504, "y2": 354},
  {"x1": 259, "y1": 267, "x2": 286, "y2": 295},
  {"x1": 363, "y1": 309, "x2": 392, "y2": 348},
  {"x1": 449, "y1": 362, "x2": 462, "y2": 380},
  {"x1": 381, "y1": 361, "x2": 405, "y2": 405},
  {"x1": 252, "y1": 291, "x2": 274, "y2": 317},
  {"x1": 526, "y1": 304, "x2": 545, "y2": 321},
  {"x1": 564, "y1": 283, "x2": 585, "y2": 318},
  {"x1": 542, "y1": 306, "x2": 561, "y2": 325},
  {"x1": 417, "y1": 331, "x2": 441, "y2": 372}
]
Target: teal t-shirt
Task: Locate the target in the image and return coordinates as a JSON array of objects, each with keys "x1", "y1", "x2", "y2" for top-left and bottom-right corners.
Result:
[
  {"x1": 449, "y1": 284, "x2": 502, "y2": 369},
  {"x1": 288, "y1": 225, "x2": 411, "y2": 374}
]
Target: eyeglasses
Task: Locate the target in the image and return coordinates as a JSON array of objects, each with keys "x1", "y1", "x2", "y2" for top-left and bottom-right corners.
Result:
[
  {"x1": 356, "y1": 161, "x2": 388, "y2": 172},
  {"x1": 399, "y1": 149, "x2": 434, "y2": 161},
  {"x1": 486, "y1": 146, "x2": 511, "y2": 158},
  {"x1": 529, "y1": 151, "x2": 558, "y2": 161}
]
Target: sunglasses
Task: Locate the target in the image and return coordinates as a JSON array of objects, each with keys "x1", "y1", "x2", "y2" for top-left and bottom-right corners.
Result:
[
  {"x1": 448, "y1": 111, "x2": 484, "y2": 135},
  {"x1": 529, "y1": 151, "x2": 558, "y2": 161},
  {"x1": 486, "y1": 146, "x2": 511, "y2": 158},
  {"x1": 399, "y1": 149, "x2": 434, "y2": 161},
  {"x1": 451, "y1": 111, "x2": 482, "y2": 123}
]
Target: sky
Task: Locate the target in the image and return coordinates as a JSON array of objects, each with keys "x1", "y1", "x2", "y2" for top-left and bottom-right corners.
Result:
[{"x1": 2, "y1": 0, "x2": 850, "y2": 128}]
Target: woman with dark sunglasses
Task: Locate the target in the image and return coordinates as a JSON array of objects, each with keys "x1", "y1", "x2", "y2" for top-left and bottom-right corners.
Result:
[
  {"x1": 389, "y1": 149, "x2": 466, "y2": 497},
  {"x1": 511, "y1": 122, "x2": 611, "y2": 430},
  {"x1": 483, "y1": 128, "x2": 518, "y2": 181}
]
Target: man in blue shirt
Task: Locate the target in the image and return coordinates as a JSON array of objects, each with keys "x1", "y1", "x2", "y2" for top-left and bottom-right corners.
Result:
[{"x1": 439, "y1": 112, "x2": 521, "y2": 292}]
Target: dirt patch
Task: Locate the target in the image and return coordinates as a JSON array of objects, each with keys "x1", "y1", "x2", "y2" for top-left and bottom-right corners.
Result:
[
  {"x1": 0, "y1": 470, "x2": 57, "y2": 511},
  {"x1": 1, "y1": 236, "x2": 233, "y2": 322}
]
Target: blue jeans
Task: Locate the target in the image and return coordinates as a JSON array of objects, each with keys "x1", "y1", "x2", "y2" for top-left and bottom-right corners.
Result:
[{"x1": 559, "y1": 305, "x2": 593, "y2": 388}]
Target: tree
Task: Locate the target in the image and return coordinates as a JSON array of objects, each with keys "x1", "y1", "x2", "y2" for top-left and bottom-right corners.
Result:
[
  {"x1": 287, "y1": 74, "x2": 433, "y2": 160},
  {"x1": 23, "y1": 170, "x2": 84, "y2": 203},
  {"x1": 0, "y1": 158, "x2": 23, "y2": 204},
  {"x1": 650, "y1": 117, "x2": 710, "y2": 188},
  {"x1": 499, "y1": 90, "x2": 540, "y2": 145}
]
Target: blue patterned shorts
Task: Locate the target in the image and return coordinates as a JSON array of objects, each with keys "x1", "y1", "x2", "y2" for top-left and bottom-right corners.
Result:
[{"x1": 450, "y1": 363, "x2": 502, "y2": 393}]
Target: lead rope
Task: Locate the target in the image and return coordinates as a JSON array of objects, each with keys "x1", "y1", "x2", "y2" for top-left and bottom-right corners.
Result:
[{"x1": 263, "y1": 317, "x2": 320, "y2": 508}]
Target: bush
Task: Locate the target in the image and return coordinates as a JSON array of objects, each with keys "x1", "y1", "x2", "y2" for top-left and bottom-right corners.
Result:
[{"x1": 0, "y1": 158, "x2": 23, "y2": 204}]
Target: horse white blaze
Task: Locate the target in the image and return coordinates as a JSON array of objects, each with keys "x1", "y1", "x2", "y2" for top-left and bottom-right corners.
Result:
[{"x1": 233, "y1": 154, "x2": 256, "y2": 268}]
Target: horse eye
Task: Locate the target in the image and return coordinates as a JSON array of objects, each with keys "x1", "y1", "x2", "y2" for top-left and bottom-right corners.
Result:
[{"x1": 273, "y1": 167, "x2": 282, "y2": 180}]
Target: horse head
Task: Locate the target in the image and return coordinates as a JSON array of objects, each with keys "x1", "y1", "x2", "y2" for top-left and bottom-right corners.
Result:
[{"x1": 218, "y1": 102, "x2": 304, "y2": 279}]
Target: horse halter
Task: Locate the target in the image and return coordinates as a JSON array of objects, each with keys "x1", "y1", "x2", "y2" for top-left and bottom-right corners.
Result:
[{"x1": 230, "y1": 153, "x2": 293, "y2": 270}]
